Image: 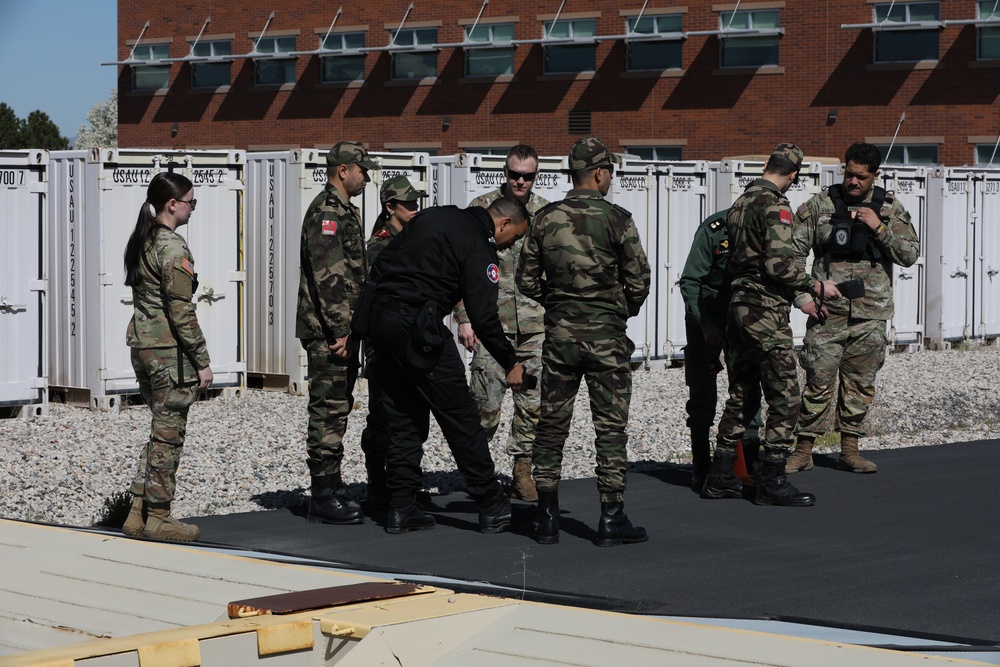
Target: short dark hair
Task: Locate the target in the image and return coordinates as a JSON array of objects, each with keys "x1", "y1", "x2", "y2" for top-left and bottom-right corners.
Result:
[
  {"x1": 845, "y1": 142, "x2": 882, "y2": 173},
  {"x1": 505, "y1": 144, "x2": 538, "y2": 167},
  {"x1": 487, "y1": 195, "x2": 530, "y2": 226},
  {"x1": 764, "y1": 154, "x2": 799, "y2": 176}
]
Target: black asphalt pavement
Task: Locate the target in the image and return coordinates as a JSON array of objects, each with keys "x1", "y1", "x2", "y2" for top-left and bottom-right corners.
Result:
[{"x1": 192, "y1": 439, "x2": 1000, "y2": 644}]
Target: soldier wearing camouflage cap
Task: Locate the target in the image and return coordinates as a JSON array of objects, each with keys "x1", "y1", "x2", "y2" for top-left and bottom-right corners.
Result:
[
  {"x1": 121, "y1": 172, "x2": 213, "y2": 542},
  {"x1": 454, "y1": 144, "x2": 551, "y2": 504},
  {"x1": 517, "y1": 137, "x2": 650, "y2": 547},
  {"x1": 296, "y1": 141, "x2": 379, "y2": 525},
  {"x1": 359, "y1": 174, "x2": 427, "y2": 508},
  {"x1": 702, "y1": 144, "x2": 840, "y2": 507}
]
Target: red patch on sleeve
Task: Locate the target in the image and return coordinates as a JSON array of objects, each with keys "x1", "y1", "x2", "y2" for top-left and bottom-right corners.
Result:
[
  {"x1": 779, "y1": 210, "x2": 792, "y2": 225},
  {"x1": 374, "y1": 227, "x2": 391, "y2": 238},
  {"x1": 322, "y1": 219, "x2": 338, "y2": 236}
]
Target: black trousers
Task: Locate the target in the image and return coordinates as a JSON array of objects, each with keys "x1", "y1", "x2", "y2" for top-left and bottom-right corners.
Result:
[{"x1": 368, "y1": 302, "x2": 499, "y2": 506}]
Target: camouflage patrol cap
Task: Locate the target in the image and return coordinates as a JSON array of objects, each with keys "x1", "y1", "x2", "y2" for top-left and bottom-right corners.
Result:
[
  {"x1": 569, "y1": 137, "x2": 623, "y2": 170},
  {"x1": 327, "y1": 141, "x2": 380, "y2": 170},
  {"x1": 380, "y1": 175, "x2": 428, "y2": 205},
  {"x1": 771, "y1": 143, "x2": 804, "y2": 171}
]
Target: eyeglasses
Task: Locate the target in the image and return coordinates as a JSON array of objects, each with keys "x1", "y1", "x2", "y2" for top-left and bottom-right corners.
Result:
[
  {"x1": 177, "y1": 198, "x2": 197, "y2": 209},
  {"x1": 506, "y1": 168, "x2": 537, "y2": 182}
]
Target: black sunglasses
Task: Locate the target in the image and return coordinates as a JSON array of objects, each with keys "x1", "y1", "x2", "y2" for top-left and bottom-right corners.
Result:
[
  {"x1": 177, "y1": 198, "x2": 198, "y2": 209},
  {"x1": 505, "y1": 168, "x2": 537, "y2": 182}
]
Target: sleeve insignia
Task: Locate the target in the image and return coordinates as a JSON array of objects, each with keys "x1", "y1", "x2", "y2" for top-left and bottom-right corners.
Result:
[
  {"x1": 322, "y1": 219, "x2": 338, "y2": 236},
  {"x1": 374, "y1": 227, "x2": 391, "y2": 239},
  {"x1": 779, "y1": 209, "x2": 792, "y2": 225},
  {"x1": 797, "y1": 203, "x2": 810, "y2": 218},
  {"x1": 709, "y1": 218, "x2": 724, "y2": 231},
  {"x1": 180, "y1": 257, "x2": 195, "y2": 276},
  {"x1": 486, "y1": 263, "x2": 500, "y2": 284}
]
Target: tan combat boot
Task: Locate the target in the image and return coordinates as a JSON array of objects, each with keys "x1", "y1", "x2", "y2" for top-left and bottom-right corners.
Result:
[
  {"x1": 838, "y1": 434, "x2": 877, "y2": 473},
  {"x1": 511, "y1": 457, "x2": 538, "y2": 502},
  {"x1": 144, "y1": 502, "x2": 200, "y2": 542},
  {"x1": 785, "y1": 437, "x2": 815, "y2": 474},
  {"x1": 121, "y1": 495, "x2": 146, "y2": 537}
]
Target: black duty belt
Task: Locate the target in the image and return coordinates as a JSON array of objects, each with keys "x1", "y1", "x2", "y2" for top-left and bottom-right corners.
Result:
[{"x1": 375, "y1": 295, "x2": 419, "y2": 313}]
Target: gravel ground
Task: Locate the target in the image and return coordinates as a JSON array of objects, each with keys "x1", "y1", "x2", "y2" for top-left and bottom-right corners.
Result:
[{"x1": 2, "y1": 345, "x2": 999, "y2": 527}]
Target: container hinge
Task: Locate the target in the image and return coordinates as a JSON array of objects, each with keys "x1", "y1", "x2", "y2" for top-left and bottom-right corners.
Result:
[
  {"x1": 97, "y1": 179, "x2": 114, "y2": 191},
  {"x1": 229, "y1": 271, "x2": 247, "y2": 282},
  {"x1": 227, "y1": 180, "x2": 244, "y2": 191},
  {"x1": 29, "y1": 279, "x2": 47, "y2": 293},
  {"x1": 29, "y1": 181, "x2": 47, "y2": 194}
]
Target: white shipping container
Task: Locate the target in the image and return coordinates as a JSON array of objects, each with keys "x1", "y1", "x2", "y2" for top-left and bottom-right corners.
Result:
[
  {"x1": 0, "y1": 150, "x2": 48, "y2": 416},
  {"x1": 244, "y1": 150, "x2": 430, "y2": 394},
  {"x1": 47, "y1": 149, "x2": 246, "y2": 410},
  {"x1": 926, "y1": 167, "x2": 1000, "y2": 343},
  {"x1": 877, "y1": 166, "x2": 927, "y2": 347},
  {"x1": 612, "y1": 160, "x2": 715, "y2": 363}
]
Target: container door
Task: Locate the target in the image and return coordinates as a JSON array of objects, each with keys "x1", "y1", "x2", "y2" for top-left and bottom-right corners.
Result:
[
  {"x1": 976, "y1": 170, "x2": 1000, "y2": 338},
  {"x1": 609, "y1": 164, "x2": 655, "y2": 363},
  {"x1": 879, "y1": 167, "x2": 926, "y2": 346},
  {"x1": 0, "y1": 151, "x2": 47, "y2": 409},
  {"x1": 926, "y1": 169, "x2": 974, "y2": 343}
]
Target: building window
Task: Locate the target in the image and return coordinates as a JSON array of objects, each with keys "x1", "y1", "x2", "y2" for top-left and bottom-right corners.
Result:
[
  {"x1": 191, "y1": 40, "x2": 231, "y2": 88},
  {"x1": 626, "y1": 15, "x2": 683, "y2": 71},
  {"x1": 132, "y1": 43, "x2": 170, "y2": 91},
  {"x1": 979, "y1": 0, "x2": 1000, "y2": 59},
  {"x1": 463, "y1": 147, "x2": 509, "y2": 155},
  {"x1": 873, "y1": 2, "x2": 940, "y2": 62},
  {"x1": 321, "y1": 32, "x2": 365, "y2": 82},
  {"x1": 875, "y1": 144, "x2": 939, "y2": 165},
  {"x1": 543, "y1": 19, "x2": 597, "y2": 74},
  {"x1": 976, "y1": 143, "x2": 1000, "y2": 166},
  {"x1": 254, "y1": 36, "x2": 297, "y2": 85},
  {"x1": 465, "y1": 23, "x2": 516, "y2": 77},
  {"x1": 627, "y1": 146, "x2": 683, "y2": 161},
  {"x1": 719, "y1": 9, "x2": 780, "y2": 68},
  {"x1": 391, "y1": 28, "x2": 438, "y2": 80}
]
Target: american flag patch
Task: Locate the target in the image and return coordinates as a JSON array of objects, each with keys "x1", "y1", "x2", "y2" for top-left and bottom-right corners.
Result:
[
  {"x1": 180, "y1": 257, "x2": 195, "y2": 276},
  {"x1": 322, "y1": 219, "x2": 338, "y2": 236}
]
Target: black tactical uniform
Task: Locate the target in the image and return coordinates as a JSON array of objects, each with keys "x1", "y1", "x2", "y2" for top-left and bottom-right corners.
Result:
[{"x1": 367, "y1": 205, "x2": 517, "y2": 534}]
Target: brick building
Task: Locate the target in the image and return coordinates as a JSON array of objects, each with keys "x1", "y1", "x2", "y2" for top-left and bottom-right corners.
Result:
[{"x1": 112, "y1": 0, "x2": 1000, "y2": 164}]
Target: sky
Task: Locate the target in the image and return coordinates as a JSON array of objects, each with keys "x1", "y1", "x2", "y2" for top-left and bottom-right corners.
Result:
[{"x1": 0, "y1": 0, "x2": 117, "y2": 140}]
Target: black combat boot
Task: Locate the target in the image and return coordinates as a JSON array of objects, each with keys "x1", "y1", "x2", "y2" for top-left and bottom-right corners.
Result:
[
  {"x1": 307, "y1": 475, "x2": 365, "y2": 525},
  {"x1": 535, "y1": 491, "x2": 560, "y2": 545},
  {"x1": 386, "y1": 499, "x2": 436, "y2": 534},
  {"x1": 700, "y1": 448, "x2": 743, "y2": 499},
  {"x1": 595, "y1": 502, "x2": 648, "y2": 547},
  {"x1": 690, "y1": 429, "x2": 712, "y2": 492},
  {"x1": 477, "y1": 483, "x2": 512, "y2": 534},
  {"x1": 754, "y1": 454, "x2": 816, "y2": 507},
  {"x1": 362, "y1": 458, "x2": 390, "y2": 511}
]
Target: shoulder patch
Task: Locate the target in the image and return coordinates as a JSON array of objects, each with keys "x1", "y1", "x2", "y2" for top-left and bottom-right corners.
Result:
[
  {"x1": 779, "y1": 209, "x2": 792, "y2": 225},
  {"x1": 374, "y1": 226, "x2": 391, "y2": 239},
  {"x1": 709, "y1": 218, "x2": 724, "y2": 231},
  {"x1": 322, "y1": 219, "x2": 338, "y2": 236},
  {"x1": 486, "y1": 263, "x2": 500, "y2": 284},
  {"x1": 797, "y1": 202, "x2": 810, "y2": 218},
  {"x1": 179, "y1": 257, "x2": 195, "y2": 276}
]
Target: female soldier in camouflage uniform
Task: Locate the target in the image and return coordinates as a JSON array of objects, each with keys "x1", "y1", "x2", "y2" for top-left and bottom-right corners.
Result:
[{"x1": 121, "y1": 172, "x2": 213, "y2": 542}]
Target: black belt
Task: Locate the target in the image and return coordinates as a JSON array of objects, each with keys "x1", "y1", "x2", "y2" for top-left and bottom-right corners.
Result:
[{"x1": 375, "y1": 295, "x2": 418, "y2": 313}]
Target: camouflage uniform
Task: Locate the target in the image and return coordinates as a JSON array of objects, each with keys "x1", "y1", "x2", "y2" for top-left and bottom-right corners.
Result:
[
  {"x1": 517, "y1": 141, "x2": 651, "y2": 503},
  {"x1": 296, "y1": 146, "x2": 378, "y2": 480},
  {"x1": 360, "y1": 176, "x2": 427, "y2": 490},
  {"x1": 719, "y1": 154, "x2": 815, "y2": 458},
  {"x1": 792, "y1": 186, "x2": 919, "y2": 439},
  {"x1": 127, "y1": 227, "x2": 211, "y2": 503},
  {"x1": 454, "y1": 184, "x2": 549, "y2": 461}
]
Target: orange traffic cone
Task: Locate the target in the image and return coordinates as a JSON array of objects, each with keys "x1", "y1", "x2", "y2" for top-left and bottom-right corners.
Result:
[{"x1": 734, "y1": 439, "x2": 754, "y2": 485}]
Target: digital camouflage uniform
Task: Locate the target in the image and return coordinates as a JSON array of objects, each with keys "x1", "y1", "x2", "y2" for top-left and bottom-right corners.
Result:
[
  {"x1": 678, "y1": 209, "x2": 762, "y2": 441},
  {"x1": 360, "y1": 176, "x2": 427, "y2": 489},
  {"x1": 792, "y1": 186, "x2": 919, "y2": 439},
  {"x1": 127, "y1": 226, "x2": 211, "y2": 503},
  {"x1": 720, "y1": 164, "x2": 815, "y2": 458},
  {"x1": 517, "y1": 143, "x2": 650, "y2": 504},
  {"x1": 454, "y1": 184, "x2": 549, "y2": 460},
  {"x1": 296, "y1": 178, "x2": 368, "y2": 479}
]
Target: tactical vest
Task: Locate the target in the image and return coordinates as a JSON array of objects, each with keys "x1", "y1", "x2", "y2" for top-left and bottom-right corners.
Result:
[{"x1": 824, "y1": 183, "x2": 888, "y2": 271}]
